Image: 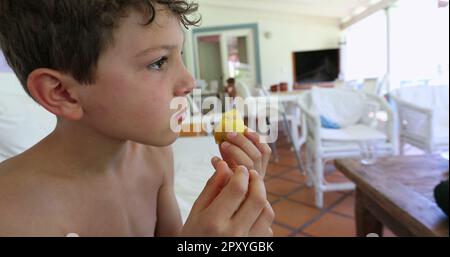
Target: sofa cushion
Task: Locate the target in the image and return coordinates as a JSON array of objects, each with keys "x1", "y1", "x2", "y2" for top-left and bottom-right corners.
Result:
[
  {"x1": 321, "y1": 124, "x2": 387, "y2": 142},
  {"x1": 312, "y1": 88, "x2": 366, "y2": 128}
]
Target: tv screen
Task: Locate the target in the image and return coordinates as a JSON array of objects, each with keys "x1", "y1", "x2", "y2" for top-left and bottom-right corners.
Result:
[{"x1": 294, "y1": 49, "x2": 340, "y2": 83}]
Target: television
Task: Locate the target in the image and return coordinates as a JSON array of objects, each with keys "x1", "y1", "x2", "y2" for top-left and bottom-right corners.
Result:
[{"x1": 293, "y1": 49, "x2": 340, "y2": 84}]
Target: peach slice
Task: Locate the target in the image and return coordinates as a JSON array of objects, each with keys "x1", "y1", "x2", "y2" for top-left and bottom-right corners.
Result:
[{"x1": 214, "y1": 109, "x2": 246, "y2": 144}]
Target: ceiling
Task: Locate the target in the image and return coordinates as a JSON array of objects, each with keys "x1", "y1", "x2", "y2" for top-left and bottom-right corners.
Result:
[{"x1": 198, "y1": 0, "x2": 386, "y2": 20}]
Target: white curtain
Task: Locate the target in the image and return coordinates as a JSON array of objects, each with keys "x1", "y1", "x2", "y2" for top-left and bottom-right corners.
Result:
[
  {"x1": 389, "y1": 0, "x2": 449, "y2": 89},
  {"x1": 342, "y1": 11, "x2": 388, "y2": 82},
  {"x1": 343, "y1": 0, "x2": 449, "y2": 91}
]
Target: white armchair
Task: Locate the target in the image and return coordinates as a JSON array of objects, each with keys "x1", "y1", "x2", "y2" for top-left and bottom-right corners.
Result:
[
  {"x1": 361, "y1": 76, "x2": 387, "y2": 96},
  {"x1": 390, "y1": 85, "x2": 449, "y2": 154},
  {"x1": 298, "y1": 88, "x2": 398, "y2": 208}
]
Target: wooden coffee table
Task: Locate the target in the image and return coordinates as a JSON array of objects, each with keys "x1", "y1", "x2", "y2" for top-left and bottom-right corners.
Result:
[{"x1": 335, "y1": 155, "x2": 449, "y2": 237}]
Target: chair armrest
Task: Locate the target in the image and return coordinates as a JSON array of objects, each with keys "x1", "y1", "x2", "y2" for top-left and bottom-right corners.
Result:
[
  {"x1": 298, "y1": 102, "x2": 322, "y2": 150},
  {"x1": 393, "y1": 97, "x2": 433, "y2": 116},
  {"x1": 392, "y1": 96, "x2": 434, "y2": 140}
]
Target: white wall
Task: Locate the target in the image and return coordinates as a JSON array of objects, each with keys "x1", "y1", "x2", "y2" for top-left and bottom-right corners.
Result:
[{"x1": 184, "y1": 4, "x2": 341, "y2": 89}]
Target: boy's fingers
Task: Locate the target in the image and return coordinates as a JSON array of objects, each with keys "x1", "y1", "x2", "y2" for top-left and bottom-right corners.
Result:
[
  {"x1": 248, "y1": 201, "x2": 275, "y2": 237},
  {"x1": 245, "y1": 130, "x2": 272, "y2": 157},
  {"x1": 208, "y1": 165, "x2": 250, "y2": 219},
  {"x1": 245, "y1": 130, "x2": 272, "y2": 176},
  {"x1": 226, "y1": 133, "x2": 262, "y2": 166},
  {"x1": 246, "y1": 131, "x2": 272, "y2": 159},
  {"x1": 192, "y1": 161, "x2": 233, "y2": 212},
  {"x1": 221, "y1": 142, "x2": 254, "y2": 170},
  {"x1": 211, "y1": 156, "x2": 222, "y2": 169},
  {"x1": 231, "y1": 170, "x2": 267, "y2": 231},
  {"x1": 219, "y1": 145, "x2": 237, "y2": 170}
]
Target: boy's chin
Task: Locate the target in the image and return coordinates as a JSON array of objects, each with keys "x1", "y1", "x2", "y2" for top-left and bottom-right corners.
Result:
[{"x1": 137, "y1": 130, "x2": 180, "y2": 147}]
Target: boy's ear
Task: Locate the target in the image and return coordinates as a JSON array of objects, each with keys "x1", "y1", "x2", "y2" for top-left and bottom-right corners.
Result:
[{"x1": 27, "y1": 68, "x2": 83, "y2": 120}]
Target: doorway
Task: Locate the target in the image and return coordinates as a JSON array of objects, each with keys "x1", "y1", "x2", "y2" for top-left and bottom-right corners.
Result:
[{"x1": 193, "y1": 23, "x2": 262, "y2": 92}]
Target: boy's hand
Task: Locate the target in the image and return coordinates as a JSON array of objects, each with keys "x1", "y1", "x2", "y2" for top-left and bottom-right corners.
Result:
[
  {"x1": 219, "y1": 130, "x2": 272, "y2": 178},
  {"x1": 180, "y1": 158, "x2": 274, "y2": 237}
]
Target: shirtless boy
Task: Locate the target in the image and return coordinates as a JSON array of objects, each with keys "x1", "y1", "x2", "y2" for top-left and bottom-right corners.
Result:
[{"x1": 0, "y1": 0, "x2": 274, "y2": 236}]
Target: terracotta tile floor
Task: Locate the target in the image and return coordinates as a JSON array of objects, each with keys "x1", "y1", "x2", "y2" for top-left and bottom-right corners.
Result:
[{"x1": 267, "y1": 134, "x2": 399, "y2": 237}]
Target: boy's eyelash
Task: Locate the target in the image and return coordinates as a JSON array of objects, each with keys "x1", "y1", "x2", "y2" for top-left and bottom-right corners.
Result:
[{"x1": 148, "y1": 56, "x2": 168, "y2": 70}]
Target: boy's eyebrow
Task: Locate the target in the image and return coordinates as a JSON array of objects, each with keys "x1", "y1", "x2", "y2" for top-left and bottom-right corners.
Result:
[{"x1": 134, "y1": 45, "x2": 179, "y2": 57}]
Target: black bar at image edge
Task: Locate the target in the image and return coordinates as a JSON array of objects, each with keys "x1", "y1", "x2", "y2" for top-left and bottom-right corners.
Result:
[{"x1": 0, "y1": 237, "x2": 447, "y2": 256}]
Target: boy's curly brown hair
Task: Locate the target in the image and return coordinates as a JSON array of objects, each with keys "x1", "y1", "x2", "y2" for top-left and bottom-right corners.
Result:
[{"x1": 0, "y1": 0, "x2": 200, "y2": 97}]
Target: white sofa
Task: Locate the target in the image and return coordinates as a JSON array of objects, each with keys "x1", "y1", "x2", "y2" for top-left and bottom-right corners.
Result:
[
  {"x1": 0, "y1": 72, "x2": 56, "y2": 162},
  {"x1": 390, "y1": 85, "x2": 449, "y2": 154},
  {"x1": 172, "y1": 136, "x2": 220, "y2": 223}
]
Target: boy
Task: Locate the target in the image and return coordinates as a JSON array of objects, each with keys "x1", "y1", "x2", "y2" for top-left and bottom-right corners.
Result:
[
  {"x1": 0, "y1": 0, "x2": 274, "y2": 236},
  {"x1": 225, "y1": 77, "x2": 237, "y2": 98}
]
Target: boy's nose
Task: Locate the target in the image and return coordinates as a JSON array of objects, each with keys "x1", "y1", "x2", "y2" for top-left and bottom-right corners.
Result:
[{"x1": 175, "y1": 68, "x2": 195, "y2": 96}]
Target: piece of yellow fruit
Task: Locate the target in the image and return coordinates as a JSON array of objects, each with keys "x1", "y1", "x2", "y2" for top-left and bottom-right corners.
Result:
[{"x1": 214, "y1": 109, "x2": 246, "y2": 144}]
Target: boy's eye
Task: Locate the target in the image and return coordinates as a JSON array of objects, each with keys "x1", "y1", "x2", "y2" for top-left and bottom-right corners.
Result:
[{"x1": 148, "y1": 56, "x2": 168, "y2": 70}]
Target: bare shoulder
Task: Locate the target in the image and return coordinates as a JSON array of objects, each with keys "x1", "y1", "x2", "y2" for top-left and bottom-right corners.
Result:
[{"x1": 0, "y1": 157, "x2": 62, "y2": 236}]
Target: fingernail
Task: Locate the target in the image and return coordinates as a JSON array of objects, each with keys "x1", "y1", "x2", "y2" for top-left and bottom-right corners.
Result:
[
  {"x1": 228, "y1": 132, "x2": 238, "y2": 139},
  {"x1": 211, "y1": 156, "x2": 220, "y2": 164},
  {"x1": 222, "y1": 141, "x2": 231, "y2": 149},
  {"x1": 239, "y1": 166, "x2": 249, "y2": 174},
  {"x1": 249, "y1": 170, "x2": 260, "y2": 178}
]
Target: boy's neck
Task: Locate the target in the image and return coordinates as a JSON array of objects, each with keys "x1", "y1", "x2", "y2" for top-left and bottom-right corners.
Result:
[{"x1": 34, "y1": 120, "x2": 135, "y2": 177}]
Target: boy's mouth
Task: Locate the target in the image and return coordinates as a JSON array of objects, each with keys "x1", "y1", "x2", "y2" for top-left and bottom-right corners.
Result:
[{"x1": 175, "y1": 108, "x2": 188, "y2": 123}]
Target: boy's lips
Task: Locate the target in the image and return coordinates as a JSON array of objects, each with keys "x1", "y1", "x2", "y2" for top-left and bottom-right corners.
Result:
[{"x1": 175, "y1": 108, "x2": 188, "y2": 122}]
